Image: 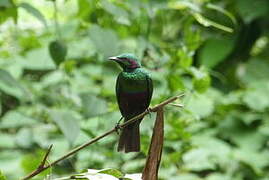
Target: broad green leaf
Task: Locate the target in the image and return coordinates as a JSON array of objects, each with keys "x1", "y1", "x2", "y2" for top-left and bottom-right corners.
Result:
[
  {"x1": 233, "y1": 149, "x2": 269, "y2": 174},
  {"x1": 22, "y1": 48, "x2": 56, "y2": 70},
  {"x1": 56, "y1": 169, "x2": 137, "y2": 180},
  {"x1": 206, "y1": 3, "x2": 236, "y2": 25},
  {"x1": 40, "y1": 70, "x2": 65, "y2": 88},
  {"x1": 21, "y1": 150, "x2": 50, "y2": 177},
  {"x1": 237, "y1": 58, "x2": 269, "y2": 85},
  {"x1": 68, "y1": 38, "x2": 96, "y2": 58},
  {"x1": 0, "y1": 133, "x2": 16, "y2": 148},
  {"x1": 0, "y1": 170, "x2": 7, "y2": 180},
  {"x1": 190, "y1": 136, "x2": 231, "y2": 169},
  {"x1": 186, "y1": 93, "x2": 214, "y2": 118},
  {"x1": 235, "y1": 0, "x2": 269, "y2": 23},
  {"x1": 218, "y1": 112, "x2": 266, "y2": 151},
  {"x1": 15, "y1": 128, "x2": 33, "y2": 148},
  {"x1": 0, "y1": 111, "x2": 37, "y2": 129},
  {"x1": 183, "y1": 147, "x2": 216, "y2": 171},
  {"x1": 101, "y1": 0, "x2": 130, "y2": 25},
  {"x1": 190, "y1": 67, "x2": 211, "y2": 93},
  {"x1": 193, "y1": 75, "x2": 210, "y2": 93},
  {"x1": 49, "y1": 40, "x2": 68, "y2": 66},
  {"x1": 19, "y1": 3, "x2": 47, "y2": 27},
  {"x1": 99, "y1": 168, "x2": 123, "y2": 178},
  {"x1": 0, "y1": 0, "x2": 17, "y2": 24},
  {"x1": 0, "y1": 0, "x2": 11, "y2": 7},
  {"x1": 168, "y1": 73, "x2": 184, "y2": 92},
  {"x1": 206, "y1": 173, "x2": 231, "y2": 180},
  {"x1": 177, "y1": 49, "x2": 193, "y2": 68},
  {"x1": 193, "y1": 13, "x2": 233, "y2": 33},
  {"x1": 243, "y1": 82, "x2": 269, "y2": 111},
  {"x1": 49, "y1": 110, "x2": 80, "y2": 144},
  {"x1": 80, "y1": 93, "x2": 108, "y2": 118},
  {"x1": 171, "y1": 174, "x2": 201, "y2": 180},
  {"x1": 198, "y1": 38, "x2": 234, "y2": 68},
  {"x1": 0, "y1": 69, "x2": 27, "y2": 99},
  {"x1": 168, "y1": 1, "x2": 200, "y2": 12},
  {"x1": 89, "y1": 25, "x2": 119, "y2": 58},
  {"x1": 0, "y1": 150, "x2": 23, "y2": 179}
]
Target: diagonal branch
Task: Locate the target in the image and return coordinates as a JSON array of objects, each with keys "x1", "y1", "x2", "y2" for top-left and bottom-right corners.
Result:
[
  {"x1": 39, "y1": 145, "x2": 53, "y2": 168},
  {"x1": 21, "y1": 94, "x2": 184, "y2": 180}
]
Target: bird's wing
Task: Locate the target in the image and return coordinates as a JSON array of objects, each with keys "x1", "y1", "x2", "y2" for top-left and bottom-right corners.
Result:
[
  {"x1": 116, "y1": 73, "x2": 125, "y2": 115},
  {"x1": 145, "y1": 74, "x2": 153, "y2": 108},
  {"x1": 116, "y1": 73, "x2": 121, "y2": 106}
]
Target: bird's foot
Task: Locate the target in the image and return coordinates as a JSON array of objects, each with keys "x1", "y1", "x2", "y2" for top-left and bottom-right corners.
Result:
[
  {"x1": 146, "y1": 107, "x2": 153, "y2": 118},
  {"x1": 115, "y1": 117, "x2": 123, "y2": 135}
]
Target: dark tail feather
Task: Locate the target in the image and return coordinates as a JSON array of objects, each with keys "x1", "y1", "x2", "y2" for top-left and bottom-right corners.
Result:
[{"x1": 117, "y1": 122, "x2": 140, "y2": 153}]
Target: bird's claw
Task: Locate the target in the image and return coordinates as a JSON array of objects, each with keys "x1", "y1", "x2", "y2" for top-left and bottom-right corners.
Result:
[
  {"x1": 146, "y1": 108, "x2": 152, "y2": 118},
  {"x1": 115, "y1": 117, "x2": 123, "y2": 135}
]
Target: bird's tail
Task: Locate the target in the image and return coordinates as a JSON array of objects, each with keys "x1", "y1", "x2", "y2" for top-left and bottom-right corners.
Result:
[{"x1": 117, "y1": 120, "x2": 141, "y2": 153}]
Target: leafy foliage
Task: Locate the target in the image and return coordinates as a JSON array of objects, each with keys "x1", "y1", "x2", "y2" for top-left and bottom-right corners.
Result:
[{"x1": 0, "y1": 0, "x2": 269, "y2": 179}]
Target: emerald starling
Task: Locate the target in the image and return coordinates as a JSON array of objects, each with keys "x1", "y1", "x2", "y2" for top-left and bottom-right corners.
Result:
[{"x1": 109, "y1": 53, "x2": 153, "y2": 153}]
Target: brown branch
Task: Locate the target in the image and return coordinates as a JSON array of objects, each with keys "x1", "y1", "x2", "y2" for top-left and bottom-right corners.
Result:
[
  {"x1": 22, "y1": 145, "x2": 53, "y2": 180},
  {"x1": 142, "y1": 107, "x2": 164, "y2": 180},
  {"x1": 21, "y1": 94, "x2": 184, "y2": 180},
  {"x1": 39, "y1": 144, "x2": 53, "y2": 169}
]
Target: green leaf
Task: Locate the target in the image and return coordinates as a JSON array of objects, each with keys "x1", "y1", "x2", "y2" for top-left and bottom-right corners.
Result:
[
  {"x1": 235, "y1": 0, "x2": 269, "y2": 23},
  {"x1": 15, "y1": 128, "x2": 33, "y2": 148},
  {"x1": 101, "y1": 0, "x2": 130, "y2": 25},
  {"x1": 21, "y1": 150, "x2": 50, "y2": 176},
  {"x1": 198, "y1": 38, "x2": 234, "y2": 68},
  {"x1": 89, "y1": 25, "x2": 119, "y2": 58},
  {"x1": 0, "y1": 170, "x2": 7, "y2": 180},
  {"x1": 49, "y1": 110, "x2": 80, "y2": 144},
  {"x1": 19, "y1": 3, "x2": 47, "y2": 27},
  {"x1": 0, "y1": 0, "x2": 17, "y2": 24},
  {"x1": 190, "y1": 67, "x2": 211, "y2": 93},
  {"x1": 168, "y1": 74, "x2": 184, "y2": 92},
  {"x1": 22, "y1": 48, "x2": 56, "y2": 70},
  {"x1": 80, "y1": 93, "x2": 108, "y2": 118},
  {"x1": 0, "y1": 150, "x2": 23, "y2": 179},
  {"x1": 0, "y1": 69, "x2": 27, "y2": 99},
  {"x1": 186, "y1": 93, "x2": 214, "y2": 119},
  {"x1": 193, "y1": 75, "x2": 211, "y2": 93},
  {"x1": 243, "y1": 82, "x2": 269, "y2": 111},
  {"x1": 177, "y1": 49, "x2": 193, "y2": 68},
  {"x1": 0, "y1": 133, "x2": 16, "y2": 148},
  {"x1": 183, "y1": 136, "x2": 231, "y2": 171},
  {"x1": 237, "y1": 58, "x2": 269, "y2": 85},
  {"x1": 206, "y1": 3, "x2": 236, "y2": 25},
  {"x1": 168, "y1": 1, "x2": 200, "y2": 12},
  {"x1": 192, "y1": 13, "x2": 233, "y2": 33},
  {"x1": 99, "y1": 168, "x2": 123, "y2": 178},
  {"x1": 0, "y1": 111, "x2": 38, "y2": 129},
  {"x1": 0, "y1": 0, "x2": 11, "y2": 7},
  {"x1": 49, "y1": 40, "x2": 68, "y2": 66},
  {"x1": 233, "y1": 149, "x2": 269, "y2": 175}
]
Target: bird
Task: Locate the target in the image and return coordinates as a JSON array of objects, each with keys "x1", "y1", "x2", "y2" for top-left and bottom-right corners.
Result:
[{"x1": 109, "y1": 53, "x2": 153, "y2": 153}]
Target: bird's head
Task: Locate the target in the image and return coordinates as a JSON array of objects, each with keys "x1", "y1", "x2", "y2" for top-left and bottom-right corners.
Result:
[{"x1": 109, "y1": 53, "x2": 141, "y2": 71}]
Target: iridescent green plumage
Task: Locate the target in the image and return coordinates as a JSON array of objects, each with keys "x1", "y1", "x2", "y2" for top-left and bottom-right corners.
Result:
[{"x1": 109, "y1": 53, "x2": 153, "y2": 152}]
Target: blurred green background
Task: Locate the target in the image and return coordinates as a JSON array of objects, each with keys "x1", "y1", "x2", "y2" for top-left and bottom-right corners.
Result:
[{"x1": 0, "y1": 0, "x2": 269, "y2": 179}]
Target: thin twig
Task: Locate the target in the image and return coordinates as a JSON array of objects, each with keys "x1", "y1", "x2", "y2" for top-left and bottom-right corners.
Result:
[
  {"x1": 21, "y1": 94, "x2": 184, "y2": 180},
  {"x1": 22, "y1": 145, "x2": 53, "y2": 180},
  {"x1": 38, "y1": 144, "x2": 53, "y2": 169}
]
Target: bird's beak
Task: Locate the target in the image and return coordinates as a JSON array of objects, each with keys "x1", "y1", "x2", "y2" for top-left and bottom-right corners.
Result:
[{"x1": 108, "y1": 56, "x2": 119, "y2": 61}]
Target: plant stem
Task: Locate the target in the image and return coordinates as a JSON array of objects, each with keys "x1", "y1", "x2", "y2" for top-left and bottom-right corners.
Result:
[{"x1": 21, "y1": 94, "x2": 184, "y2": 180}]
